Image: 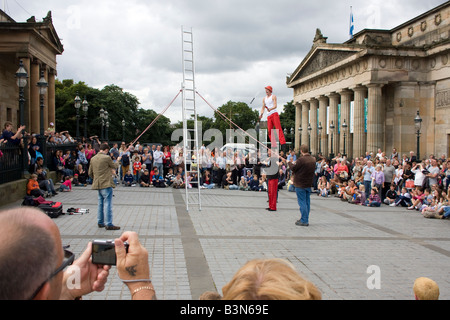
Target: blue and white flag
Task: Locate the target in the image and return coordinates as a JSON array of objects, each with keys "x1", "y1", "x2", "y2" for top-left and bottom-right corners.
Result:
[{"x1": 349, "y1": 6, "x2": 354, "y2": 38}]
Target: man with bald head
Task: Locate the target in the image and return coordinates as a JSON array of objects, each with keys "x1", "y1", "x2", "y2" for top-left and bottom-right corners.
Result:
[{"x1": 0, "y1": 207, "x2": 110, "y2": 300}]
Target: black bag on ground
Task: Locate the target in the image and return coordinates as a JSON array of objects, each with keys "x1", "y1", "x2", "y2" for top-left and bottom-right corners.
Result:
[{"x1": 22, "y1": 196, "x2": 37, "y2": 207}]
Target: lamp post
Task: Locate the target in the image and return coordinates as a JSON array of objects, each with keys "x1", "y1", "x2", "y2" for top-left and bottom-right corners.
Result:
[
  {"x1": 15, "y1": 60, "x2": 28, "y2": 173},
  {"x1": 329, "y1": 121, "x2": 335, "y2": 160},
  {"x1": 104, "y1": 111, "x2": 109, "y2": 143},
  {"x1": 414, "y1": 110, "x2": 422, "y2": 161},
  {"x1": 99, "y1": 108, "x2": 105, "y2": 141},
  {"x1": 298, "y1": 126, "x2": 302, "y2": 150},
  {"x1": 82, "y1": 97, "x2": 89, "y2": 138},
  {"x1": 122, "y1": 119, "x2": 126, "y2": 142},
  {"x1": 74, "y1": 94, "x2": 81, "y2": 140},
  {"x1": 307, "y1": 123, "x2": 312, "y2": 154},
  {"x1": 318, "y1": 122, "x2": 323, "y2": 155},
  {"x1": 342, "y1": 119, "x2": 348, "y2": 157},
  {"x1": 37, "y1": 70, "x2": 48, "y2": 167}
]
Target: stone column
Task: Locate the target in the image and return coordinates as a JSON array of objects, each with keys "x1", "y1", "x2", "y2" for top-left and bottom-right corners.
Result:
[
  {"x1": 301, "y1": 100, "x2": 310, "y2": 147},
  {"x1": 47, "y1": 69, "x2": 56, "y2": 129},
  {"x1": 366, "y1": 83, "x2": 384, "y2": 154},
  {"x1": 318, "y1": 95, "x2": 328, "y2": 156},
  {"x1": 295, "y1": 102, "x2": 302, "y2": 151},
  {"x1": 309, "y1": 98, "x2": 319, "y2": 155},
  {"x1": 42, "y1": 66, "x2": 49, "y2": 133},
  {"x1": 352, "y1": 86, "x2": 367, "y2": 158},
  {"x1": 328, "y1": 93, "x2": 340, "y2": 158},
  {"x1": 339, "y1": 89, "x2": 353, "y2": 158},
  {"x1": 18, "y1": 57, "x2": 32, "y2": 130},
  {"x1": 30, "y1": 59, "x2": 40, "y2": 134}
]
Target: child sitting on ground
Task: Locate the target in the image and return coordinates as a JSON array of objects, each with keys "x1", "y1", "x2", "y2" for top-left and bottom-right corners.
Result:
[
  {"x1": 27, "y1": 174, "x2": 45, "y2": 197},
  {"x1": 239, "y1": 176, "x2": 250, "y2": 191},
  {"x1": 172, "y1": 173, "x2": 185, "y2": 189},
  {"x1": 287, "y1": 175, "x2": 295, "y2": 192},
  {"x1": 249, "y1": 174, "x2": 259, "y2": 191},
  {"x1": 408, "y1": 187, "x2": 425, "y2": 211},
  {"x1": 152, "y1": 169, "x2": 166, "y2": 188},
  {"x1": 165, "y1": 168, "x2": 175, "y2": 187},
  {"x1": 365, "y1": 187, "x2": 381, "y2": 207},
  {"x1": 257, "y1": 174, "x2": 267, "y2": 192},
  {"x1": 123, "y1": 169, "x2": 134, "y2": 186},
  {"x1": 139, "y1": 169, "x2": 151, "y2": 187},
  {"x1": 351, "y1": 184, "x2": 366, "y2": 205},
  {"x1": 383, "y1": 184, "x2": 398, "y2": 205},
  {"x1": 392, "y1": 187, "x2": 412, "y2": 207}
]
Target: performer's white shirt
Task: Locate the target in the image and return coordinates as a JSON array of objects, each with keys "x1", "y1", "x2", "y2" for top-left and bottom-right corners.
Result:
[{"x1": 265, "y1": 95, "x2": 277, "y2": 117}]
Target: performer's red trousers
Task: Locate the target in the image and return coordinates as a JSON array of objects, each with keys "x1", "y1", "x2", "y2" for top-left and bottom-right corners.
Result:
[
  {"x1": 268, "y1": 178, "x2": 278, "y2": 210},
  {"x1": 267, "y1": 113, "x2": 286, "y2": 148}
]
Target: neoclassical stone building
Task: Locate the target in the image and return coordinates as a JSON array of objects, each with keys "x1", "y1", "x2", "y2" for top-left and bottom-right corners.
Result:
[
  {"x1": 287, "y1": 2, "x2": 450, "y2": 159},
  {"x1": 0, "y1": 10, "x2": 63, "y2": 133}
]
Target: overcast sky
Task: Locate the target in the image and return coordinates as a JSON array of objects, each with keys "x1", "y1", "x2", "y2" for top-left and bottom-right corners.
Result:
[{"x1": 3, "y1": 0, "x2": 446, "y2": 124}]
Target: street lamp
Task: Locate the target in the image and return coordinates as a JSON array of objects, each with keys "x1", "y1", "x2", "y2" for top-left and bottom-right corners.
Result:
[
  {"x1": 74, "y1": 93, "x2": 81, "y2": 140},
  {"x1": 99, "y1": 108, "x2": 105, "y2": 141},
  {"x1": 15, "y1": 60, "x2": 28, "y2": 173},
  {"x1": 122, "y1": 119, "x2": 126, "y2": 142},
  {"x1": 414, "y1": 110, "x2": 422, "y2": 160},
  {"x1": 104, "y1": 111, "x2": 109, "y2": 143},
  {"x1": 329, "y1": 120, "x2": 335, "y2": 160},
  {"x1": 37, "y1": 70, "x2": 48, "y2": 167},
  {"x1": 318, "y1": 122, "x2": 323, "y2": 155},
  {"x1": 82, "y1": 97, "x2": 89, "y2": 138},
  {"x1": 307, "y1": 123, "x2": 312, "y2": 153},
  {"x1": 342, "y1": 119, "x2": 348, "y2": 157}
]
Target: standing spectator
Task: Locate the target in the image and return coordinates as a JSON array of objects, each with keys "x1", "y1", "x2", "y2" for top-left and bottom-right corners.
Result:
[
  {"x1": 426, "y1": 159, "x2": 440, "y2": 187},
  {"x1": 153, "y1": 145, "x2": 165, "y2": 175},
  {"x1": 371, "y1": 165, "x2": 385, "y2": 198},
  {"x1": 89, "y1": 143, "x2": 121, "y2": 230},
  {"x1": 382, "y1": 159, "x2": 395, "y2": 201},
  {"x1": 288, "y1": 145, "x2": 316, "y2": 227},
  {"x1": 362, "y1": 161, "x2": 375, "y2": 199}
]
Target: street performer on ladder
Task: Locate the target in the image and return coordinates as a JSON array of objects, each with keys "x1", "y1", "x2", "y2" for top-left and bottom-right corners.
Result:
[{"x1": 259, "y1": 86, "x2": 286, "y2": 151}]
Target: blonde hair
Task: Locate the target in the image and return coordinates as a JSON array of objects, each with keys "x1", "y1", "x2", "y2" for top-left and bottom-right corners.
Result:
[
  {"x1": 413, "y1": 277, "x2": 439, "y2": 300},
  {"x1": 221, "y1": 259, "x2": 321, "y2": 300}
]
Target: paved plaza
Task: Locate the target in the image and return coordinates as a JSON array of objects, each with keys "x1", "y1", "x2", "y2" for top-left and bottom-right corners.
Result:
[{"x1": 2, "y1": 184, "x2": 449, "y2": 300}]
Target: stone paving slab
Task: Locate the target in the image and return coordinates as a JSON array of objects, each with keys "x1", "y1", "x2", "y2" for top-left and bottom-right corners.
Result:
[{"x1": 1, "y1": 184, "x2": 449, "y2": 300}]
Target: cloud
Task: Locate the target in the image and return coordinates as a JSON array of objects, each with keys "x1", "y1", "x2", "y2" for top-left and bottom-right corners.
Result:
[{"x1": 4, "y1": 0, "x2": 446, "y2": 124}]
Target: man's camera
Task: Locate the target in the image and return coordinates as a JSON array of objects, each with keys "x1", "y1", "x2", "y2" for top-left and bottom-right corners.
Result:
[{"x1": 91, "y1": 240, "x2": 128, "y2": 266}]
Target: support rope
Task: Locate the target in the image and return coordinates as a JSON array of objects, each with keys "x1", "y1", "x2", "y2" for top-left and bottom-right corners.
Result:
[
  {"x1": 129, "y1": 90, "x2": 182, "y2": 146},
  {"x1": 195, "y1": 90, "x2": 280, "y2": 157}
]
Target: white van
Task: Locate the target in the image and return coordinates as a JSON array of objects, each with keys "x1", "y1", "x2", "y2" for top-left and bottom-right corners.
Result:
[{"x1": 219, "y1": 143, "x2": 257, "y2": 155}]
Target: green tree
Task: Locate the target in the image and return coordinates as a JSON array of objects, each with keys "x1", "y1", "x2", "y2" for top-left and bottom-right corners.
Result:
[
  {"x1": 279, "y1": 100, "x2": 296, "y2": 143},
  {"x1": 213, "y1": 101, "x2": 259, "y2": 135}
]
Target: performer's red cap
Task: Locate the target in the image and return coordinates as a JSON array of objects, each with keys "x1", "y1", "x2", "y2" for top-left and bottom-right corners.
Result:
[{"x1": 265, "y1": 86, "x2": 273, "y2": 92}]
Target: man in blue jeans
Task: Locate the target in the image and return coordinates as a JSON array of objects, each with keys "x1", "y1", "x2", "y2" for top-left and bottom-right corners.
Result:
[
  {"x1": 89, "y1": 143, "x2": 122, "y2": 230},
  {"x1": 288, "y1": 145, "x2": 316, "y2": 226}
]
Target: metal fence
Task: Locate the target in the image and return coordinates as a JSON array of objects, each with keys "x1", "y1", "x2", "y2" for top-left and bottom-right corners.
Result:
[
  {"x1": 0, "y1": 143, "x2": 24, "y2": 185},
  {"x1": 0, "y1": 141, "x2": 79, "y2": 185}
]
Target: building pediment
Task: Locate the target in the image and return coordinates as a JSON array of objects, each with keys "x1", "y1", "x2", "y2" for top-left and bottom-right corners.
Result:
[
  {"x1": 288, "y1": 45, "x2": 361, "y2": 87},
  {"x1": 0, "y1": 10, "x2": 64, "y2": 55}
]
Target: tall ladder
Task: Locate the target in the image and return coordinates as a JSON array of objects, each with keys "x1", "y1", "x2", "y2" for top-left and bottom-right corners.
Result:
[{"x1": 181, "y1": 26, "x2": 201, "y2": 212}]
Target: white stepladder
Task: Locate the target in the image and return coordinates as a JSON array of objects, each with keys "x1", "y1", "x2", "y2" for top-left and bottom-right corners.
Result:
[{"x1": 181, "y1": 26, "x2": 201, "y2": 212}]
